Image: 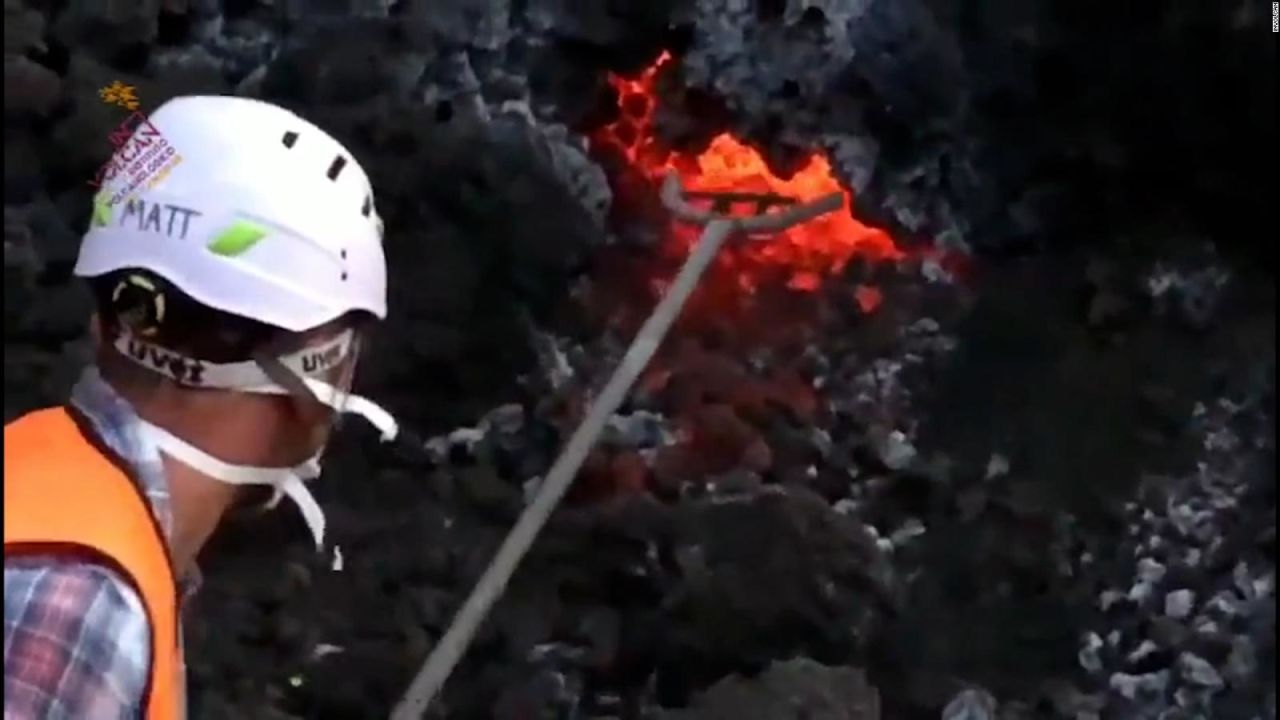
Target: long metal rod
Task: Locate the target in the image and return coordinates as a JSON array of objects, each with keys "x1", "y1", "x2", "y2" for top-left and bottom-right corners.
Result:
[{"x1": 390, "y1": 174, "x2": 844, "y2": 719}]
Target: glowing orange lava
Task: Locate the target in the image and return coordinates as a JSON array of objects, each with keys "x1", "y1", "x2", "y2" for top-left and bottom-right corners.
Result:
[{"x1": 592, "y1": 51, "x2": 901, "y2": 295}]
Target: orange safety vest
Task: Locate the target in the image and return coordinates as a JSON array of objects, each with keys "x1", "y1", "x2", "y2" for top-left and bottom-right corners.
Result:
[{"x1": 4, "y1": 406, "x2": 181, "y2": 719}]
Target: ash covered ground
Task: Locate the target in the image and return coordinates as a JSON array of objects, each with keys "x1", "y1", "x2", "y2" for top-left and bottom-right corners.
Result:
[{"x1": 3, "y1": 1, "x2": 1275, "y2": 719}]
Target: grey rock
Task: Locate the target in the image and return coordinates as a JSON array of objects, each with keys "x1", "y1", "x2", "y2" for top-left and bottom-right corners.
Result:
[
  {"x1": 1125, "y1": 640, "x2": 1159, "y2": 666},
  {"x1": 1224, "y1": 635, "x2": 1257, "y2": 683},
  {"x1": 491, "y1": 661, "x2": 584, "y2": 720},
  {"x1": 707, "y1": 469, "x2": 766, "y2": 497},
  {"x1": 1164, "y1": 590, "x2": 1196, "y2": 620},
  {"x1": 983, "y1": 452, "x2": 1010, "y2": 480},
  {"x1": 276, "y1": 0, "x2": 392, "y2": 20},
  {"x1": 402, "y1": 0, "x2": 510, "y2": 49},
  {"x1": 27, "y1": 197, "x2": 83, "y2": 269},
  {"x1": 3, "y1": 56, "x2": 61, "y2": 118},
  {"x1": 520, "y1": 120, "x2": 612, "y2": 227},
  {"x1": 4, "y1": 206, "x2": 40, "y2": 275},
  {"x1": 1204, "y1": 590, "x2": 1246, "y2": 619},
  {"x1": 20, "y1": 283, "x2": 92, "y2": 340},
  {"x1": 888, "y1": 517, "x2": 926, "y2": 547},
  {"x1": 455, "y1": 464, "x2": 522, "y2": 519},
  {"x1": 149, "y1": 45, "x2": 224, "y2": 82},
  {"x1": 576, "y1": 607, "x2": 620, "y2": 668},
  {"x1": 824, "y1": 133, "x2": 879, "y2": 195},
  {"x1": 1149, "y1": 616, "x2": 1192, "y2": 649},
  {"x1": 661, "y1": 658, "x2": 880, "y2": 720},
  {"x1": 1137, "y1": 558, "x2": 1167, "y2": 584},
  {"x1": 1177, "y1": 652, "x2": 1224, "y2": 690},
  {"x1": 1127, "y1": 579, "x2": 1154, "y2": 605},
  {"x1": 55, "y1": 0, "x2": 162, "y2": 56},
  {"x1": 4, "y1": 3, "x2": 45, "y2": 54},
  {"x1": 604, "y1": 410, "x2": 671, "y2": 449},
  {"x1": 204, "y1": 20, "x2": 278, "y2": 84},
  {"x1": 941, "y1": 688, "x2": 997, "y2": 720},
  {"x1": 1174, "y1": 686, "x2": 1210, "y2": 712},
  {"x1": 1108, "y1": 670, "x2": 1170, "y2": 701},
  {"x1": 663, "y1": 487, "x2": 897, "y2": 666},
  {"x1": 1039, "y1": 679, "x2": 1106, "y2": 717},
  {"x1": 1098, "y1": 589, "x2": 1126, "y2": 611},
  {"x1": 1078, "y1": 632, "x2": 1104, "y2": 674},
  {"x1": 482, "y1": 403, "x2": 525, "y2": 437},
  {"x1": 262, "y1": 22, "x2": 410, "y2": 105},
  {"x1": 877, "y1": 429, "x2": 917, "y2": 470}
]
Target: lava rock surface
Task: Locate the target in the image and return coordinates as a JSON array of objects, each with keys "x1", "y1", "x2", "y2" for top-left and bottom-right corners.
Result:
[{"x1": 3, "y1": 1, "x2": 1274, "y2": 720}]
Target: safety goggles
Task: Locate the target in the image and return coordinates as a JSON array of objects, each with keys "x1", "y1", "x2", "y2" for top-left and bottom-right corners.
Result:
[{"x1": 113, "y1": 326, "x2": 397, "y2": 440}]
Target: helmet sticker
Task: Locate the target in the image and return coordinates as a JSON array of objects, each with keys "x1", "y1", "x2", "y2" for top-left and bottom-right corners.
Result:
[
  {"x1": 89, "y1": 83, "x2": 184, "y2": 199},
  {"x1": 92, "y1": 190, "x2": 113, "y2": 227},
  {"x1": 207, "y1": 220, "x2": 269, "y2": 257}
]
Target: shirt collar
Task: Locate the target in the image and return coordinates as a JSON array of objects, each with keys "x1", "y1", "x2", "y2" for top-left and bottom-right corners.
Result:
[{"x1": 68, "y1": 366, "x2": 202, "y2": 600}]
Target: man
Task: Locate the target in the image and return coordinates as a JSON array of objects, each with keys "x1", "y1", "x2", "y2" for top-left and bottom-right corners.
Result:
[{"x1": 4, "y1": 95, "x2": 397, "y2": 719}]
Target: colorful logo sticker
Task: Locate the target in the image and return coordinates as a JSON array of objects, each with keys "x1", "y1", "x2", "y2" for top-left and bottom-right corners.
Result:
[{"x1": 88, "y1": 82, "x2": 184, "y2": 207}]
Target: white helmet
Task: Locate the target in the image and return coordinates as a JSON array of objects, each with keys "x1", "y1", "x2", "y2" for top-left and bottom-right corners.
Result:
[
  {"x1": 76, "y1": 94, "x2": 386, "y2": 332},
  {"x1": 75, "y1": 96, "x2": 396, "y2": 552}
]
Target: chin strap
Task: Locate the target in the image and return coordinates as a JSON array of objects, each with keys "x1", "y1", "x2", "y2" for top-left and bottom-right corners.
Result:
[
  {"x1": 140, "y1": 420, "x2": 329, "y2": 547},
  {"x1": 116, "y1": 330, "x2": 400, "y2": 549}
]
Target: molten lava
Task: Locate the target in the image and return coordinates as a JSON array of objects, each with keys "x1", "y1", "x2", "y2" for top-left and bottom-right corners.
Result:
[
  {"x1": 591, "y1": 51, "x2": 901, "y2": 299},
  {"x1": 568, "y1": 52, "x2": 912, "y2": 505}
]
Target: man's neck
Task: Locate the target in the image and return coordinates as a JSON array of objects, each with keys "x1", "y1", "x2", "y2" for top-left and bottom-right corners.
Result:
[{"x1": 159, "y1": 454, "x2": 240, "y2": 575}]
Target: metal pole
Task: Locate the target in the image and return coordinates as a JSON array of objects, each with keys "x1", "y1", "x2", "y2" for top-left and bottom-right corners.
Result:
[{"x1": 390, "y1": 174, "x2": 844, "y2": 720}]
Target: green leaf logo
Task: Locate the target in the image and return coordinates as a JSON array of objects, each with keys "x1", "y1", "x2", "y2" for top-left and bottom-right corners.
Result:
[
  {"x1": 92, "y1": 191, "x2": 112, "y2": 227},
  {"x1": 207, "y1": 221, "x2": 268, "y2": 257}
]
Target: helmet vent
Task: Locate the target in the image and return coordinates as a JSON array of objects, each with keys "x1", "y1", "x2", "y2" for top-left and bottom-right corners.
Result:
[
  {"x1": 361, "y1": 195, "x2": 372, "y2": 217},
  {"x1": 327, "y1": 155, "x2": 347, "y2": 180},
  {"x1": 282, "y1": 131, "x2": 299, "y2": 148}
]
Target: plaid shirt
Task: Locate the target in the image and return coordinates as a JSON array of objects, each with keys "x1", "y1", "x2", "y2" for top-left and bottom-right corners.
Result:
[{"x1": 4, "y1": 367, "x2": 195, "y2": 719}]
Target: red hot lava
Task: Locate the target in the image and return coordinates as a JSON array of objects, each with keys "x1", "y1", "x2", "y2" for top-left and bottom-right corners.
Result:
[
  {"x1": 591, "y1": 51, "x2": 901, "y2": 311},
  {"x1": 566, "y1": 53, "x2": 915, "y2": 503}
]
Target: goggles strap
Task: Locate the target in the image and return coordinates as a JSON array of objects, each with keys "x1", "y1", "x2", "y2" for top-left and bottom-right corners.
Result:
[{"x1": 112, "y1": 330, "x2": 399, "y2": 440}]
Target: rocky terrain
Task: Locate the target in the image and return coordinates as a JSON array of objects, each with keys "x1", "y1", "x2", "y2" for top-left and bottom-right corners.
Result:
[{"x1": 4, "y1": 1, "x2": 1274, "y2": 719}]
